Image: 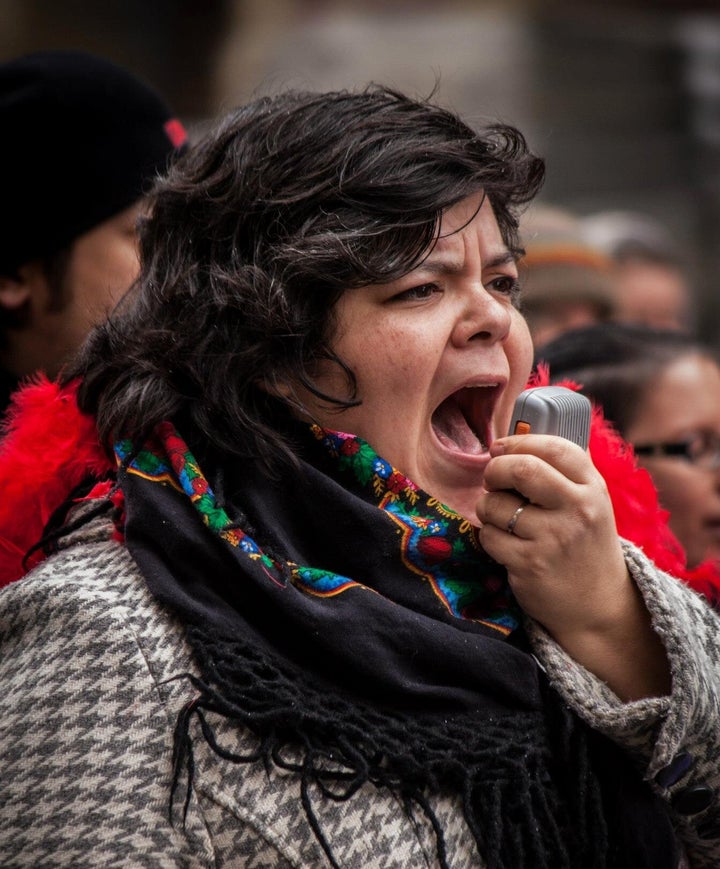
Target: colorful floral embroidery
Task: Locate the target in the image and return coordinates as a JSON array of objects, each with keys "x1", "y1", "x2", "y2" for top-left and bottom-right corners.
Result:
[
  {"x1": 293, "y1": 566, "x2": 361, "y2": 597},
  {"x1": 382, "y1": 498, "x2": 517, "y2": 633},
  {"x1": 313, "y1": 426, "x2": 519, "y2": 634},
  {"x1": 312, "y1": 426, "x2": 419, "y2": 504},
  {"x1": 115, "y1": 437, "x2": 177, "y2": 487},
  {"x1": 116, "y1": 425, "x2": 271, "y2": 564},
  {"x1": 117, "y1": 422, "x2": 518, "y2": 634}
]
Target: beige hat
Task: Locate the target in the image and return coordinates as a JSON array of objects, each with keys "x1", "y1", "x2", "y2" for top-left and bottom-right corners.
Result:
[{"x1": 519, "y1": 204, "x2": 617, "y2": 317}]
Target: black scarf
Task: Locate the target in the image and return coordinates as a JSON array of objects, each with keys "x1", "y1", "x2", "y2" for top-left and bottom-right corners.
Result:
[{"x1": 118, "y1": 422, "x2": 678, "y2": 869}]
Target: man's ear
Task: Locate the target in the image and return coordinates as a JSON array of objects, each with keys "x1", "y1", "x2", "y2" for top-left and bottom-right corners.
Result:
[{"x1": 0, "y1": 274, "x2": 31, "y2": 311}]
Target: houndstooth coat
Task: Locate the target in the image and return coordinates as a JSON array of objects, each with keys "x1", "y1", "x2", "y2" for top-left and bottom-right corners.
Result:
[{"x1": 1, "y1": 516, "x2": 718, "y2": 868}]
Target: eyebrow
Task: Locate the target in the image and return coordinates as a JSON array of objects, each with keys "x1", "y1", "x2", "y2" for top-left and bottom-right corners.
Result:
[{"x1": 419, "y1": 249, "x2": 523, "y2": 275}]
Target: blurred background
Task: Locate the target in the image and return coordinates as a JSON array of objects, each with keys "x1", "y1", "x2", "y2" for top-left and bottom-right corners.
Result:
[{"x1": 3, "y1": 0, "x2": 720, "y2": 342}]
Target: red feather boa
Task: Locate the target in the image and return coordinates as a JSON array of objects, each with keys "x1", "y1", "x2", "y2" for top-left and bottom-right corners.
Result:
[
  {"x1": 1, "y1": 373, "x2": 719, "y2": 605},
  {"x1": 528, "y1": 366, "x2": 720, "y2": 605},
  {"x1": 0, "y1": 376, "x2": 111, "y2": 582}
]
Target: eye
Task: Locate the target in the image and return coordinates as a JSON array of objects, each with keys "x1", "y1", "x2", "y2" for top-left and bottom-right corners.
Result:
[
  {"x1": 487, "y1": 274, "x2": 521, "y2": 304},
  {"x1": 391, "y1": 283, "x2": 442, "y2": 303}
]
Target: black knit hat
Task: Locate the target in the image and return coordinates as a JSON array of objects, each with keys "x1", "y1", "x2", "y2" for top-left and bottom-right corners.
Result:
[{"x1": 0, "y1": 50, "x2": 188, "y2": 274}]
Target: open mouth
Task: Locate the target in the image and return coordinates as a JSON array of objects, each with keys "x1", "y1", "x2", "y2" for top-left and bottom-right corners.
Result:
[{"x1": 431, "y1": 384, "x2": 498, "y2": 456}]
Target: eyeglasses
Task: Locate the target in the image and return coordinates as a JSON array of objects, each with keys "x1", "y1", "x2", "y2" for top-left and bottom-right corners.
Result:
[{"x1": 633, "y1": 431, "x2": 720, "y2": 471}]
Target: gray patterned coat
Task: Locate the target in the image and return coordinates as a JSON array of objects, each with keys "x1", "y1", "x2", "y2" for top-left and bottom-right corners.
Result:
[{"x1": 1, "y1": 517, "x2": 719, "y2": 867}]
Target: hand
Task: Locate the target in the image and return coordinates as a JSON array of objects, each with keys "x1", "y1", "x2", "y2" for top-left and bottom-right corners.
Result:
[
  {"x1": 476, "y1": 433, "x2": 626, "y2": 638},
  {"x1": 476, "y1": 434, "x2": 670, "y2": 700}
]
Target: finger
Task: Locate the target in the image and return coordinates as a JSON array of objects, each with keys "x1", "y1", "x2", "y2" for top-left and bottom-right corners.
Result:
[
  {"x1": 476, "y1": 489, "x2": 535, "y2": 536},
  {"x1": 482, "y1": 452, "x2": 577, "y2": 511},
  {"x1": 477, "y1": 518, "x2": 536, "y2": 569},
  {"x1": 505, "y1": 499, "x2": 531, "y2": 538},
  {"x1": 491, "y1": 434, "x2": 593, "y2": 485}
]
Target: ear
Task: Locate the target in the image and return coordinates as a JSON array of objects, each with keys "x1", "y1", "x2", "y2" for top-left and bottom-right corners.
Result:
[{"x1": 0, "y1": 274, "x2": 31, "y2": 311}]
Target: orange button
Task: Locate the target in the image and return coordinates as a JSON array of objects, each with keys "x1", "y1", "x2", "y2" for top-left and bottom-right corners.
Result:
[{"x1": 514, "y1": 421, "x2": 531, "y2": 435}]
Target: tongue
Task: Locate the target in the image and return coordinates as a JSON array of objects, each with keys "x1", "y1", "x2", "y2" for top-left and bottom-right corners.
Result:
[{"x1": 432, "y1": 399, "x2": 484, "y2": 454}]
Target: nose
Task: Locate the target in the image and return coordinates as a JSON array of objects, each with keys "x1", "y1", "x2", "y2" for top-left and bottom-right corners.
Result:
[{"x1": 451, "y1": 284, "x2": 512, "y2": 347}]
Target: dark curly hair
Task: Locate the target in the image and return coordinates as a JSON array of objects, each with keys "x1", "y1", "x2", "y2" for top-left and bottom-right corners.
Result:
[
  {"x1": 536, "y1": 322, "x2": 718, "y2": 436},
  {"x1": 70, "y1": 86, "x2": 545, "y2": 470}
]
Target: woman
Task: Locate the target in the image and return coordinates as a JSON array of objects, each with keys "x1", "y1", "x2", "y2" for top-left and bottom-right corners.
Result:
[
  {"x1": 0, "y1": 88, "x2": 718, "y2": 868},
  {"x1": 537, "y1": 322, "x2": 720, "y2": 575}
]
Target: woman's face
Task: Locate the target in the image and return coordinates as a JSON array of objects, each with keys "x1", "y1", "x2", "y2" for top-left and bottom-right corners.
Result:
[
  {"x1": 626, "y1": 353, "x2": 720, "y2": 568},
  {"x1": 301, "y1": 192, "x2": 534, "y2": 521}
]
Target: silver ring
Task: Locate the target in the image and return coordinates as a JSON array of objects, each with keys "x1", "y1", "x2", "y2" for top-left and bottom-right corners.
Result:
[{"x1": 506, "y1": 501, "x2": 528, "y2": 535}]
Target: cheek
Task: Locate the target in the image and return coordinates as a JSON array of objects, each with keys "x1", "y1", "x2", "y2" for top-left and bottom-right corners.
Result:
[
  {"x1": 504, "y1": 314, "x2": 534, "y2": 399},
  {"x1": 488, "y1": 316, "x2": 533, "y2": 435},
  {"x1": 646, "y1": 465, "x2": 702, "y2": 518},
  {"x1": 71, "y1": 242, "x2": 140, "y2": 309},
  {"x1": 105, "y1": 242, "x2": 141, "y2": 288},
  {"x1": 343, "y1": 327, "x2": 424, "y2": 396}
]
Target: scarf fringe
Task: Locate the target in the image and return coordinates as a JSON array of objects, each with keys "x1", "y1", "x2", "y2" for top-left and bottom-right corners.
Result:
[{"x1": 168, "y1": 629, "x2": 608, "y2": 869}]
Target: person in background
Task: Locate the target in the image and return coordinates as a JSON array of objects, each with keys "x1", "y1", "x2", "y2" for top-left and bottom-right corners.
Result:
[
  {"x1": 537, "y1": 321, "x2": 720, "y2": 573},
  {"x1": 0, "y1": 50, "x2": 187, "y2": 412},
  {"x1": 580, "y1": 209, "x2": 695, "y2": 333},
  {"x1": 0, "y1": 87, "x2": 719, "y2": 868},
  {"x1": 518, "y1": 203, "x2": 617, "y2": 350}
]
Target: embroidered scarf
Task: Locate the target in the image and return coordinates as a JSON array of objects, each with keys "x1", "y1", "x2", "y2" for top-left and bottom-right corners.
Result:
[{"x1": 117, "y1": 420, "x2": 677, "y2": 869}]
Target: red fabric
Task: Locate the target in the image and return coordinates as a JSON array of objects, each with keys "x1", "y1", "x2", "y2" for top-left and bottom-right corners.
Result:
[
  {"x1": 0, "y1": 376, "x2": 112, "y2": 585},
  {"x1": 163, "y1": 117, "x2": 188, "y2": 149},
  {"x1": 1, "y1": 372, "x2": 719, "y2": 608},
  {"x1": 529, "y1": 365, "x2": 720, "y2": 606}
]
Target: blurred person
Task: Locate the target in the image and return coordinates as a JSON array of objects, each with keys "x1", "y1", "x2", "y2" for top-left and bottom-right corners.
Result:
[
  {"x1": 0, "y1": 50, "x2": 187, "y2": 412},
  {"x1": 537, "y1": 322, "x2": 720, "y2": 571},
  {"x1": 519, "y1": 203, "x2": 617, "y2": 349},
  {"x1": 1, "y1": 87, "x2": 719, "y2": 868},
  {"x1": 580, "y1": 210, "x2": 694, "y2": 332}
]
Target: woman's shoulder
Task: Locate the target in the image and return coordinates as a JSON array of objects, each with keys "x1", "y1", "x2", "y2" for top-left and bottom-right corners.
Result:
[
  {"x1": 0, "y1": 511, "x2": 194, "y2": 680},
  {"x1": 0, "y1": 513, "x2": 212, "y2": 866},
  {"x1": 5, "y1": 508, "x2": 146, "y2": 597}
]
